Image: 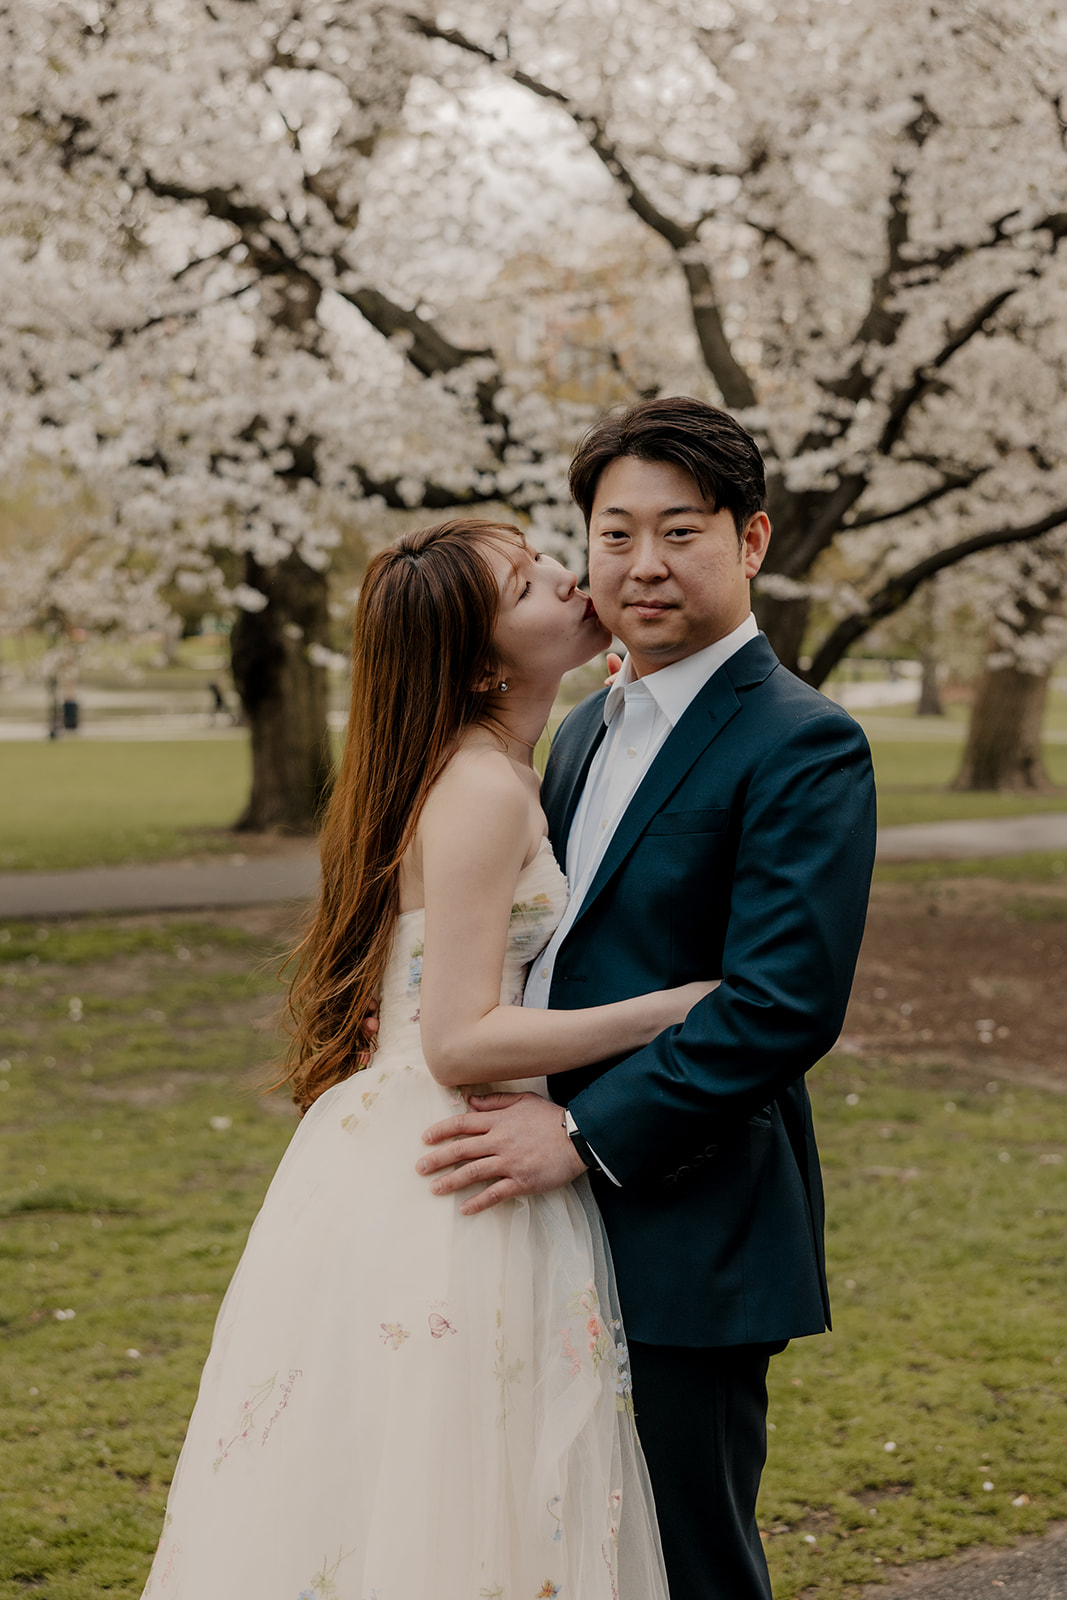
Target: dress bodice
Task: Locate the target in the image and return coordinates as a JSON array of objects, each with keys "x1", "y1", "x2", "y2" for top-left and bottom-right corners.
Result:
[{"x1": 374, "y1": 836, "x2": 568, "y2": 1059}]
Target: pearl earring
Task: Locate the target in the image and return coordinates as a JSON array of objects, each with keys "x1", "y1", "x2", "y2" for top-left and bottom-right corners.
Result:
[{"x1": 497, "y1": 679, "x2": 509, "y2": 692}]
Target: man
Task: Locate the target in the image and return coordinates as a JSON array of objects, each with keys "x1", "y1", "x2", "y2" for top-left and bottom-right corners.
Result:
[{"x1": 417, "y1": 397, "x2": 877, "y2": 1599}]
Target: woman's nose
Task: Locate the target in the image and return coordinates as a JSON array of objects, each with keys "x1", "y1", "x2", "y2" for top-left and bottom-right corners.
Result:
[{"x1": 554, "y1": 560, "x2": 578, "y2": 596}]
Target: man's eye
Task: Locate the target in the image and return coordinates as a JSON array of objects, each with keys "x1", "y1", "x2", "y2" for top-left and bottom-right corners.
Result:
[{"x1": 667, "y1": 527, "x2": 698, "y2": 537}]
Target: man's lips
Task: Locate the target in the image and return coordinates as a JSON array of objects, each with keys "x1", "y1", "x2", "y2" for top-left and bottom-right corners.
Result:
[{"x1": 626, "y1": 599, "x2": 674, "y2": 618}]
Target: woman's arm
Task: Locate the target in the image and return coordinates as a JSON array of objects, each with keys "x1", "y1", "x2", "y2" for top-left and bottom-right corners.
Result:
[{"x1": 415, "y1": 751, "x2": 712, "y2": 1089}]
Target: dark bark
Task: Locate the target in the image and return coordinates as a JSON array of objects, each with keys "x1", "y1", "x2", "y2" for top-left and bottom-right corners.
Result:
[
  {"x1": 752, "y1": 589, "x2": 809, "y2": 674},
  {"x1": 951, "y1": 660, "x2": 1052, "y2": 791},
  {"x1": 229, "y1": 551, "x2": 333, "y2": 831},
  {"x1": 916, "y1": 651, "x2": 944, "y2": 716}
]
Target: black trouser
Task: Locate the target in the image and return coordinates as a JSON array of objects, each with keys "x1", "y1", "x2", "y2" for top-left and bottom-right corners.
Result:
[{"x1": 627, "y1": 1339, "x2": 787, "y2": 1600}]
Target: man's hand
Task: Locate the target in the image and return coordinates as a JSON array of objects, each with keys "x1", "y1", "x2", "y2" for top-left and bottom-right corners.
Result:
[{"x1": 417, "y1": 1091, "x2": 587, "y2": 1215}]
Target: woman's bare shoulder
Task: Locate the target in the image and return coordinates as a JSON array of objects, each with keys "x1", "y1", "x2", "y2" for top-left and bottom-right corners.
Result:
[{"x1": 420, "y1": 743, "x2": 530, "y2": 835}]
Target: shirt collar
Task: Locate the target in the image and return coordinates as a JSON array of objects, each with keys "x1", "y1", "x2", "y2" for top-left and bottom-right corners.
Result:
[{"x1": 603, "y1": 613, "x2": 759, "y2": 728}]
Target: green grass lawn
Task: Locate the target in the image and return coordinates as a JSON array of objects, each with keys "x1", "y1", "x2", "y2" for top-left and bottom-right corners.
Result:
[
  {"x1": 0, "y1": 909, "x2": 1064, "y2": 1598},
  {"x1": 3, "y1": 694, "x2": 1067, "y2": 872},
  {"x1": 0, "y1": 743, "x2": 251, "y2": 871},
  {"x1": 868, "y1": 738, "x2": 1067, "y2": 828}
]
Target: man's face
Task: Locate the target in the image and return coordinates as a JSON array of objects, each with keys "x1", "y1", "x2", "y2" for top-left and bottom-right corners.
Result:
[{"x1": 587, "y1": 455, "x2": 770, "y2": 677}]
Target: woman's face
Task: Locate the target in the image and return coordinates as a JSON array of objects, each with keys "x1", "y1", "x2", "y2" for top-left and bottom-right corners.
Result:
[{"x1": 486, "y1": 539, "x2": 610, "y2": 688}]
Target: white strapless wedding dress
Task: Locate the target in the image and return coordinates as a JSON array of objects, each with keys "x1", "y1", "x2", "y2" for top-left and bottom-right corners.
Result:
[{"x1": 142, "y1": 840, "x2": 669, "y2": 1600}]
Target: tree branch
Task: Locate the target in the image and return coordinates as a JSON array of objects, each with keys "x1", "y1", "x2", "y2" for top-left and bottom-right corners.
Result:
[
  {"x1": 803, "y1": 504, "x2": 1067, "y2": 685},
  {"x1": 846, "y1": 466, "x2": 986, "y2": 529},
  {"x1": 408, "y1": 13, "x2": 758, "y2": 408}
]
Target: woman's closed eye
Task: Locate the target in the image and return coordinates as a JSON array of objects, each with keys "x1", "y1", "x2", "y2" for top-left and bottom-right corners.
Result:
[{"x1": 516, "y1": 551, "x2": 542, "y2": 600}]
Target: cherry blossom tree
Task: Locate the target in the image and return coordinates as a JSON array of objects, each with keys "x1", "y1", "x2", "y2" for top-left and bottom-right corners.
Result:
[
  {"x1": 5, "y1": 0, "x2": 1067, "y2": 820},
  {"x1": 412, "y1": 0, "x2": 1067, "y2": 698},
  {"x1": 0, "y1": 0, "x2": 549, "y2": 828}
]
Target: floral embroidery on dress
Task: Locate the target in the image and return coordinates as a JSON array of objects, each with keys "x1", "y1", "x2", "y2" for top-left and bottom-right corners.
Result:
[
  {"x1": 428, "y1": 1310, "x2": 456, "y2": 1338},
  {"x1": 260, "y1": 1368, "x2": 302, "y2": 1447},
  {"x1": 600, "y1": 1540, "x2": 620, "y2": 1600},
  {"x1": 547, "y1": 1493, "x2": 563, "y2": 1543},
  {"x1": 214, "y1": 1373, "x2": 282, "y2": 1469},
  {"x1": 340, "y1": 1113, "x2": 359, "y2": 1133},
  {"x1": 479, "y1": 1586, "x2": 504, "y2": 1599},
  {"x1": 508, "y1": 893, "x2": 555, "y2": 957},
  {"x1": 571, "y1": 1281, "x2": 611, "y2": 1373},
  {"x1": 296, "y1": 1545, "x2": 354, "y2": 1599},
  {"x1": 607, "y1": 1489, "x2": 622, "y2": 1544},
  {"x1": 536, "y1": 1582, "x2": 561, "y2": 1598},
  {"x1": 379, "y1": 1321, "x2": 410, "y2": 1350},
  {"x1": 407, "y1": 939, "x2": 424, "y2": 995},
  {"x1": 494, "y1": 1307, "x2": 524, "y2": 1422},
  {"x1": 612, "y1": 1321, "x2": 635, "y2": 1418}
]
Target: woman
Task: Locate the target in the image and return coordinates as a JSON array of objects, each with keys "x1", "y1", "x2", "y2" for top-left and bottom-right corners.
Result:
[{"x1": 142, "y1": 520, "x2": 712, "y2": 1600}]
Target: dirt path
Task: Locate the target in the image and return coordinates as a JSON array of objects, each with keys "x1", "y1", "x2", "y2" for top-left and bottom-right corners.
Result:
[{"x1": 844, "y1": 876, "x2": 1067, "y2": 1094}]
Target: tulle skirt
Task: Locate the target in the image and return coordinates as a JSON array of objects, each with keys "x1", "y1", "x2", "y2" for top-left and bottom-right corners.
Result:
[{"x1": 142, "y1": 1060, "x2": 669, "y2": 1600}]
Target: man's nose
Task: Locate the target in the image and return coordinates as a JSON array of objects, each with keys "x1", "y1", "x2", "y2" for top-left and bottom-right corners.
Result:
[{"x1": 628, "y1": 536, "x2": 669, "y2": 581}]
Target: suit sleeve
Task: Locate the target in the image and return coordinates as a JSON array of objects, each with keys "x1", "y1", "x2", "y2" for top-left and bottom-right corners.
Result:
[{"x1": 566, "y1": 707, "x2": 877, "y2": 1185}]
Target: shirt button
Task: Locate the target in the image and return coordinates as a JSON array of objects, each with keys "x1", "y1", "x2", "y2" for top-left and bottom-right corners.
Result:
[
  {"x1": 540, "y1": 967, "x2": 549, "y2": 980},
  {"x1": 600, "y1": 819, "x2": 608, "y2": 830},
  {"x1": 627, "y1": 747, "x2": 638, "y2": 758}
]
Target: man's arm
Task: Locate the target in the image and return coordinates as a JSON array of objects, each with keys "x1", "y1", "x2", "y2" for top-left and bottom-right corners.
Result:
[
  {"x1": 568, "y1": 709, "x2": 875, "y2": 1183},
  {"x1": 420, "y1": 707, "x2": 875, "y2": 1206}
]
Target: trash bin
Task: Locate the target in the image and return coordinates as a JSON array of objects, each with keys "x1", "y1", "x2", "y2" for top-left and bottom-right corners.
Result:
[{"x1": 62, "y1": 699, "x2": 80, "y2": 731}]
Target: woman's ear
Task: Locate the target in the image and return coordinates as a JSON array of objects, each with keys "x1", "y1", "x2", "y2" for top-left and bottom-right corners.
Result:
[{"x1": 471, "y1": 659, "x2": 499, "y2": 695}]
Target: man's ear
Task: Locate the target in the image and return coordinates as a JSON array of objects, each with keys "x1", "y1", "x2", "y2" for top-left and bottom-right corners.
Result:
[{"x1": 742, "y1": 512, "x2": 771, "y2": 579}]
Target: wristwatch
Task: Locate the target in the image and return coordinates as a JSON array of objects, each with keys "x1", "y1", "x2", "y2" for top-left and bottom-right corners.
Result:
[{"x1": 564, "y1": 1109, "x2": 600, "y2": 1174}]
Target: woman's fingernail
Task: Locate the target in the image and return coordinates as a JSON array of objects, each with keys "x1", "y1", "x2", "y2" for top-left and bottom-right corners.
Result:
[{"x1": 431, "y1": 1181, "x2": 442, "y2": 1195}]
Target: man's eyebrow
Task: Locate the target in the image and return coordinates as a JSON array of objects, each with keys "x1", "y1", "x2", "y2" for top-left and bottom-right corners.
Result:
[{"x1": 592, "y1": 503, "x2": 710, "y2": 519}]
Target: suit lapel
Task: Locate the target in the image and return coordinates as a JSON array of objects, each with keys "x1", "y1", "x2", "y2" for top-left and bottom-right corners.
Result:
[
  {"x1": 568, "y1": 634, "x2": 779, "y2": 928},
  {"x1": 542, "y1": 690, "x2": 609, "y2": 857}
]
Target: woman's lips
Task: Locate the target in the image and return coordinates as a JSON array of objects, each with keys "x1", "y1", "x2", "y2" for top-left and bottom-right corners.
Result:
[{"x1": 583, "y1": 596, "x2": 599, "y2": 620}]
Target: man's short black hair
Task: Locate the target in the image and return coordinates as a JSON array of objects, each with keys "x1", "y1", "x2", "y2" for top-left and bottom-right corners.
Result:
[{"x1": 569, "y1": 396, "x2": 767, "y2": 541}]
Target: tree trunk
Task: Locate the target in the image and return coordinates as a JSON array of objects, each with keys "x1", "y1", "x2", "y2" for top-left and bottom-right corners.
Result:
[
  {"x1": 229, "y1": 550, "x2": 333, "y2": 831},
  {"x1": 916, "y1": 650, "x2": 944, "y2": 716},
  {"x1": 951, "y1": 661, "x2": 1052, "y2": 791},
  {"x1": 752, "y1": 590, "x2": 809, "y2": 675}
]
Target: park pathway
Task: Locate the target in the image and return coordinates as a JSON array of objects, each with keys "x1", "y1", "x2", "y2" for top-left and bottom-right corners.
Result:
[
  {"x1": 861, "y1": 1518, "x2": 1067, "y2": 1600},
  {"x1": 3, "y1": 813, "x2": 1067, "y2": 919}
]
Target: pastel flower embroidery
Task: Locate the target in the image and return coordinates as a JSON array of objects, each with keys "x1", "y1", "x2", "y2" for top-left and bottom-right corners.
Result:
[
  {"x1": 380, "y1": 1322, "x2": 410, "y2": 1350},
  {"x1": 407, "y1": 940, "x2": 424, "y2": 996},
  {"x1": 536, "y1": 1582, "x2": 561, "y2": 1597}
]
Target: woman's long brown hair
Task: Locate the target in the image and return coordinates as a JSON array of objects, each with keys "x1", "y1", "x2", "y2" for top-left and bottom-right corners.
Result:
[{"x1": 283, "y1": 519, "x2": 524, "y2": 1112}]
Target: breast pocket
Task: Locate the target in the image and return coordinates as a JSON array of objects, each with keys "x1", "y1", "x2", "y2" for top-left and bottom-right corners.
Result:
[{"x1": 644, "y1": 807, "x2": 730, "y2": 836}]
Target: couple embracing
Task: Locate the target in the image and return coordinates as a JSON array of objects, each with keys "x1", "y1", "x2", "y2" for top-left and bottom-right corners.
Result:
[{"x1": 143, "y1": 398, "x2": 876, "y2": 1600}]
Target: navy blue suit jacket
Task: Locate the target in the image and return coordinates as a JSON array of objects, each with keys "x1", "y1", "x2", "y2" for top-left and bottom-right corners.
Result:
[{"x1": 541, "y1": 634, "x2": 877, "y2": 1348}]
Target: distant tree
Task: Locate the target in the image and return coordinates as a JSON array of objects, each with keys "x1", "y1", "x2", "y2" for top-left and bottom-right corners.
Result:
[{"x1": 952, "y1": 539, "x2": 1066, "y2": 790}]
